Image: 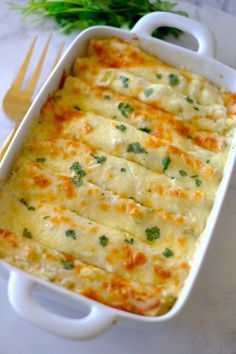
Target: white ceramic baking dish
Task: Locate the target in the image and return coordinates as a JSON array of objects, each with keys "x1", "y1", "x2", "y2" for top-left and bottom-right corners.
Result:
[{"x1": 1, "y1": 12, "x2": 236, "y2": 340}]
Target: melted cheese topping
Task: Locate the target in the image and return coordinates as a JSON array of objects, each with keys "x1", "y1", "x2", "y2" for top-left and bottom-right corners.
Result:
[{"x1": 0, "y1": 37, "x2": 235, "y2": 317}]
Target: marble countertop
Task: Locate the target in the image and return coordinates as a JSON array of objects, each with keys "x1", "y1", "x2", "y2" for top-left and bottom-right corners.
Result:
[{"x1": 0, "y1": 1, "x2": 236, "y2": 353}]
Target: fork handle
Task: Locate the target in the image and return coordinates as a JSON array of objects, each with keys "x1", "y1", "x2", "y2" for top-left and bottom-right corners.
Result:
[{"x1": 0, "y1": 126, "x2": 17, "y2": 161}]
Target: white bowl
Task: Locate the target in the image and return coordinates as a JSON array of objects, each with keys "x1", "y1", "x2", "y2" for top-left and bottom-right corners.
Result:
[{"x1": 1, "y1": 12, "x2": 236, "y2": 339}]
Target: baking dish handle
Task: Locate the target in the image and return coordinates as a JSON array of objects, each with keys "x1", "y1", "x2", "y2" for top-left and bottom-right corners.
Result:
[
  {"x1": 131, "y1": 12, "x2": 216, "y2": 58},
  {"x1": 8, "y1": 271, "x2": 116, "y2": 339}
]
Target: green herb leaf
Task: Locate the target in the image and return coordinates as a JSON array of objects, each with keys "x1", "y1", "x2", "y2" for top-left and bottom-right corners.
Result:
[
  {"x1": 161, "y1": 156, "x2": 171, "y2": 172},
  {"x1": 195, "y1": 178, "x2": 202, "y2": 187},
  {"x1": 145, "y1": 226, "x2": 160, "y2": 241},
  {"x1": 65, "y1": 229, "x2": 77, "y2": 240},
  {"x1": 139, "y1": 127, "x2": 151, "y2": 133},
  {"x1": 206, "y1": 159, "x2": 210, "y2": 164},
  {"x1": 116, "y1": 124, "x2": 127, "y2": 132},
  {"x1": 144, "y1": 87, "x2": 154, "y2": 97},
  {"x1": 118, "y1": 102, "x2": 133, "y2": 118},
  {"x1": 19, "y1": 198, "x2": 35, "y2": 211},
  {"x1": 36, "y1": 157, "x2": 46, "y2": 163},
  {"x1": 90, "y1": 153, "x2": 107, "y2": 164},
  {"x1": 99, "y1": 235, "x2": 108, "y2": 247},
  {"x1": 168, "y1": 74, "x2": 180, "y2": 86},
  {"x1": 70, "y1": 161, "x2": 86, "y2": 177},
  {"x1": 22, "y1": 228, "x2": 33, "y2": 239},
  {"x1": 71, "y1": 176, "x2": 83, "y2": 187},
  {"x1": 156, "y1": 73, "x2": 162, "y2": 79},
  {"x1": 179, "y1": 169, "x2": 187, "y2": 177},
  {"x1": 194, "y1": 106, "x2": 200, "y2": 111},
  {"x1": 61, "y1": 259, "x2": 74, "y2": 270},
  {"x1": 163, "y1": 248, "x2": 174, "y2": 258},
  {"x1": 120, "y1": 168, "x2": 126, "y2": 172},
  {"x1": 127, "y1": 142, "x2": 147, "y2": 154},
  {"x1": 186, "y1": 96, "x2": 194, "y2": 104},
  {"x1": 119, "y1": 75, "x2": 129, "y2": 88},
  {"x1": 43, "y1": 215, "x2": 50, "y2": 219},
  {"x1": 73, "y1": 105, "x2": 81, "y2": 111},
  {"x1": 124, "y1": 238, "x2": 134, "y2": 245},
  {"x1": 104, "y1": 95, "x2": 111, "y2": 100}
]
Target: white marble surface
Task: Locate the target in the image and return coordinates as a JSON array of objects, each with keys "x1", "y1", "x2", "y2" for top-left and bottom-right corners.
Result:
[{"x1": 0, "y1": 1, "x2": 236, "y2": 353}]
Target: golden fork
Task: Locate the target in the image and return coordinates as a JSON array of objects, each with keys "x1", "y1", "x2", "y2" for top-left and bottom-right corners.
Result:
[{"x1": 1, "y1": 36, "x2": 64, "y2": 160}]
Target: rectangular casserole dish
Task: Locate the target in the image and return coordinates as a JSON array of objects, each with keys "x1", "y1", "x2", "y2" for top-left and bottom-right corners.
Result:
[{"x1": 1, "y1": 12, "x2": 236, "y2": 339}]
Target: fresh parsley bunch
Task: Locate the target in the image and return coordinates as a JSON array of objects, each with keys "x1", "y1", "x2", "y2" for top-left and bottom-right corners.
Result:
[{"x1": 11, "y1": 0, "x2": 187, "y2": 38}]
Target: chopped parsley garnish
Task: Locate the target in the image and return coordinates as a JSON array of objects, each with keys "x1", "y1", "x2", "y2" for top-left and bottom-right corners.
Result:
[
  {"x1": 161, "y1": 156, "x2": 171, "y2": 172},
  {"x1": 116, "y1": 124, "x2": 127, "y2": 132},
  {"x1": 156, "y1": 73, "x2": 162, "y2": 79},
  {"x1": 73, "y1": 105, "x2": 81, "y2": 111},
  {"x1": 168, "y1": 73, "x2": 180, "y2": 86},
  {"x1": 65, "y1": 229, "x2": 77, "y2": 239},
  {"x1": 36, "y1": 157, "x2": 46, "y2": 164},
  {"x1": 127, "y1": 142, "x2": 147, "y2": 154},
  {"x1": 194, "y1": 106, "x2": 199, "y2": 111},
  {"x1": 124, "y1": 238, "x2": 134, "y2": 245},
  {"x1": 112, "y1": 115, "x2": 117, "y2": 119},
  {"x1": 19, "y1": 198, "x2": 35, "y2": 211},
  {"x1": 120, "y1": 168, "x2": 126, "y2": 172},
  {"x1": 163, "y1": 248, "x2": 174, "y2": 258},
  {"x1": 118, "y1": 102, "x2": 133, "y2": 118},
  {"x1": 120, "y1": 75, "x2": 129, "y2": 88},
  {"x1": 70, "y1": 161, "x2": 86, "y2": 177},
  {"x1": 187, "y1": 134, "x2": 193, "y2": 139},
  {"x1": 195, "y1": 178, "x2": 202, "y2": 187},
  {"x1": 145, "y1": 227, "x2": 160, "y2": 241},
  {"x1": 43, "y1": 215, "x2": 50, "y2": 219},
  {"x1": 71, "y1": 176, "x2": 83, "y2": 187},
  {"x1": 186, "y1": 96, "x2": 194, "y2": 104},
  {"x1": 191, "y1": 175, "x2": 198, "y2": 178},
  {"x1": 104, "y1": 94, "x2": 111, "y2": 100},
  {"x1": 179, "y1": 169, "x2": 187, "y2": 177},
  {"x1": 144, "y1": 87, "x2": 154, "y2": 97},
  {"x1": 139, "y1": 127, "x2": 151, "y2": 133},
  {"x1": 22, "y1": 228, "x2": 33, "y2": 239},
  {"x1": 61, "y1": 259, "x2": 74, "y2": 270},
  {"x1": 206, "y1": 159, "x2": 210, "y2": 164},
  {"x1": 99, "y1": 235, "x2": 108, "y2": 247},
  {"x1": 90, "y1": 153, "x2": 107, "y2": 164}
]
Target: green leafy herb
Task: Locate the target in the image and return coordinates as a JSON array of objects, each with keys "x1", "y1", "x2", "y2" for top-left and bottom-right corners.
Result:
[
  {"x1": 22, "y1": 228, "x2": 33, "y2": 239},
  {"x1": 73, "y1": 105, "x2": 81, "y2": 111},
  {"x1": 11, "y1": 1, "x2": 187, "y2": 39},
  {"x1": 206, "y1": 159, "x2": 210, "y2": 164},
  {"x1": 118, "y1": 102, "x2": 133, "y2": 118},
  {"x1": 104, "y1": 94, "x2": 111, "y2": 100},
  {"x1": 186, "y1": 96, "x2": 194, "y2": 104},
  {"x1": 61, "y1": 259, "x2": 74, "y2": 270},
  {"x1": 116, "y1": 124, "x2": 127, "y2": 132},
  {"x1": 43, "y1": 215, "x2": 50, "y2": 219},
  {"x1": 120, "y1": 75, "x2": 129, "y2": 88},
  {"x1": 161, "y1": 156, "x2": 171, "y2": 172},
  {"x1": 99, "y1": 235, "x2": 108, "y2": 247},
  {"x1": 112, "y1": 115, "x2": 117, "y2": 120},
  {"x1": 179, "y1": 169, "x2": 187, "y2": 177},
  {"x1": 168, "y1": 73, "x2": 180, "y2": 86},
  {"x1": 163, "y1": 248, "x2": 174, "y2": 258},
  {"x1": 139, "y1": 127, "x2": 151, "y2": 133},
  {"x1": 70, "y1": 161, "x2": 86, "y2": 177},
  {"x1": 187, "y1": 134, "x2": 193, "y2": 139},
  {"x1": 195, "y1": 178, "x2": 202, "y2": 187},
  {"x1": 19, "y1": 198, "x2": 35, "y2": 211},
  {"x1": 191, "y1": 175, "x2": 198, "y2": 178},
  {"x1": 36, "y1": 157, "x2": 46, "y2": 163},
  {"x1": 90, "y1": 153, "x2": 107, "y2": 164},
  {"x1": 124, "y1": 238, "x2": 134, "y2": 245},
  {"x1": 144, "y1": 87, "x2": 154, "y2": 97},
  {"x1": 71, "y1": 176, "x2": 83, "y2": 187},
  {"x1": 65, "y1": 229, "x2": 77, "y2": 240},
  {"x1": 194, "y1": 106, "x2": 199, "y2": 111},
  {"x1": 120, "y1": 168, "x2": 126, "y2": 172},
  {"x1": 156, "y1": 73, "x2": 162, "y2": 79},
  {"x1": 127, "y1": 142, "x2": 147, "y2": 154},
  {"x1": 145, "y1": 226, "x2": 160, "y2": 241}
]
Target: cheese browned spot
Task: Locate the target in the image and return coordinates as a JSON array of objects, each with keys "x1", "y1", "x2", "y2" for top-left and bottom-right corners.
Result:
[{"x1": 0, "y1": 37, "x2": 235, "y2": 317}]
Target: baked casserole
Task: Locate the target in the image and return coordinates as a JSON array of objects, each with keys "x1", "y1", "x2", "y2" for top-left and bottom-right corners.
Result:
[{"x1": 0, "y1": 37, "x2": 235, "y2": 316}]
